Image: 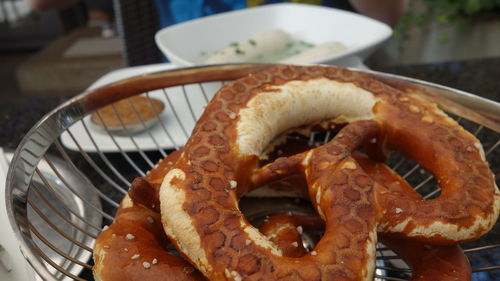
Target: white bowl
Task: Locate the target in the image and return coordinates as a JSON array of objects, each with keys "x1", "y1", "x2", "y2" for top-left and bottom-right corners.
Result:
[{"x1": 155, "y1": 3, "x2": 392, "y2": 67}]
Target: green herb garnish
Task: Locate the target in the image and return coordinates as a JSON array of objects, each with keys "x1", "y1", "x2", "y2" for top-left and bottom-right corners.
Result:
[
  {"x1": 229, "y1": 42, "x2": 239, "y2": 47},
  {"x1": 235, "y1": 48, "x2": 245, "y2": 55},
  {"x1": 299, "y1": 40, "x2": 314, "y2": 47},
  {"x1": 248, "y1": 39, "x2": 257, "y2": 46}
]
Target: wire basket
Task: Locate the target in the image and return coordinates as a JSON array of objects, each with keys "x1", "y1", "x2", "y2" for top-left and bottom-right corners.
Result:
[{"x1": 6, "y1": 64, "x2": 500, "y2": 281}]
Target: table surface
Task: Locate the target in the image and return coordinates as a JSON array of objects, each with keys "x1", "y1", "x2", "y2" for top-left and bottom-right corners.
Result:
[{"x1": 1, "y1": 58, "x2": 499, "y2": 280}]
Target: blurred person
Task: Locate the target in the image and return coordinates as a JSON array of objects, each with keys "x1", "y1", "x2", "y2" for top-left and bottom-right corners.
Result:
[
  {"x1": 154, "y1": 0, "x2": 408, "y2": 27},
  {"x1": 27, "y1": 0, "x2": 408, "y2": 27},
  {"x1": 349, "y1": 0, "x2": 408, "y2": 26}
]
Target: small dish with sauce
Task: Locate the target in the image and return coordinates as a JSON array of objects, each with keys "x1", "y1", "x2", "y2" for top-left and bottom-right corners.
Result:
[{"x1": 91, "y1": 96, "x2": 165, "y2": 135}]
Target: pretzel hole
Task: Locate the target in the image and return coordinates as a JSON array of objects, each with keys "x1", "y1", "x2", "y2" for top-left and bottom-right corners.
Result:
[
  {"x1": 250, "y1": 129, "x2": 344, "y2": 198},
  {"x1": 261, "y1": 123, "x2": 346, "y2": 164},
  {"x1": 240, "y1": 197, "x2": 324, "y2": 253},
  {"x1": 243, "y1": 131, "x2": 334, "y2": 253},
  {"x1": 375, "y1": 243, "x2": 411, "y2": 279},
  {"x1": 385, "y1": 152, "x2": 441, "y2": 200},
  {"x1": 239, "y1": 197, "x2": 414, "y2": 278}
]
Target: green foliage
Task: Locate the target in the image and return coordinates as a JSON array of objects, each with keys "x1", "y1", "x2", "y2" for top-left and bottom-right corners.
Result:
[
  {"x1": 394, "y1": 0, "x2": 500, "y2": 38},
  {"x1": 423, "y1": 0, "x2": 500, "y2": 18}
]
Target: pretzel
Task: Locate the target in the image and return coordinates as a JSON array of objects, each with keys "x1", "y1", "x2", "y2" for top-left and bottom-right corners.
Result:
[
  {"x1": 126, "y1": 150, "x2": 184, "y2": 213},
  {"x1": 95, "y1": 143, "x2": 472, "y2": 281},
  {"x1": 158, "y1": 65, "x2": 499, "y2": 280},
  {"x1": 93, "y1": 195, "x2": 206, "y2": 281},
  {"x1": 259, "y1": 213, "x2": 471, "y2": 281},
  {"x1": 93, "y1": 147, "x2": 306, "y2": 281},
  {"x1": 93, "y1": 199, "x2": 313, "y2": 281},
  {"x1": 94, "y1": 150, "x2": 318, "y2": 281},
  {"x1": 93, "y1": 149, "x2": 200, "y2": 281},
  {"x1": 352, "y1": 152, "x2": 472, "y2": 281}
]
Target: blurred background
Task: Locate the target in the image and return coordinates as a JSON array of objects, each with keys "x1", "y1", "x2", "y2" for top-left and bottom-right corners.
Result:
[{"x1": 1, "y1": 0, "x2": 499, "y2": 100}]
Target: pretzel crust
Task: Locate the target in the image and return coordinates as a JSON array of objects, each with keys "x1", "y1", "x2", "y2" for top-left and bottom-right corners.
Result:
[
  {"x1": 159, "y1": 65, "x2": 498, "y2": 280},
  {"x1": 93, "y1": 196, "x2": 206, "y2": 281},
  {"x1": 94, "y1": 148, "x2": 472, "y2": 281}
]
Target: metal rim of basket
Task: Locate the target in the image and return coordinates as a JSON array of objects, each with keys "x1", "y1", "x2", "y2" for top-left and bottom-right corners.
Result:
[{"x1": 5, "y1": 64, "x2": 500, "y2": 281}]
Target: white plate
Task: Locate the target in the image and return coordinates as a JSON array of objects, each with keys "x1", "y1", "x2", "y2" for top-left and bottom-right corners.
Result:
[
  {"x1": 60, "y1": 63, "x2": 223, "y2": 152},
  {"x1": 155, "y1": 3, "x2": 391, "y2": 67}
]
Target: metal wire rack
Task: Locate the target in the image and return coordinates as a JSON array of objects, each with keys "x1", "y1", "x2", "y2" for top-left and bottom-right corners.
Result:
[{"x1": 6, "y1": 64, "x2": 500, "y2": 281}]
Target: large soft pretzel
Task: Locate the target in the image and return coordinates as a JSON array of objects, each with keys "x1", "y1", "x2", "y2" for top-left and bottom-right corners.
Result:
[
  {"x1": 158, "y1": 65, "x2": 499, "y2": 280},
  {"x1": 94, "y1": 149, "x2": 318, "y2": 281},
  {"x1": 95, "y1": 126, "x2": 475, "y2": 281},
  {"x1": 94, "y1": 147, "x2": 472, "y2": 281},
  {"x1": 93, "y1": 148, "x2": 310, "y2": 281}
]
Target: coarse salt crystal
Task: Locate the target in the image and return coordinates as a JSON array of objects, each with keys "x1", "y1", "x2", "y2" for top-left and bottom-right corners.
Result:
[
  {"x1": 311, "y1": 251, "x2": 318, "y2": 256},
  {"x1": 131, "y1": 254, "x2": 140, "y2": 260},
  {"x1": 291, "y1": 242, "x2": 298, "y2": 247},
  {"x1": 296, "y1": 226, "x2": 303, "y2": 235},
  {"x1": 152, "y1": 258, "x2": 158, "y2": 265},
  {"x1": 147, "y1": 216, "x2": 155, "y2": 224},
  {"x1": 102, "y1": 225, "x2": 109, "y2": 231},
  {"x1": 143, "y1": 262, "x2": 151, "y2": 269},
  {"x1": 409, "y1": 105, "x2": 420, "y2": 113},
  {"x1": 125, "y1": 233, "x2": 135, "y2": 240},
  {"x1": 395, "y1": 208, "x2": 403, "y2": 214},
  {"x1": 230, "y1": 180, "x2": 237, "y2": 189},
  {"x1": 231, "y1": 271, "x2": 242, "y2": 281}
]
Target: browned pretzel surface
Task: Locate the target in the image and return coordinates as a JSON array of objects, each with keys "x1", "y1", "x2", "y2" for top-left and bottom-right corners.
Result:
[
  {"x1": 94, "y1": 148, "x2": 473, "y2": 281},
  {"x1": 158, "y1": 65, "x2": 498, "y2": 280}
]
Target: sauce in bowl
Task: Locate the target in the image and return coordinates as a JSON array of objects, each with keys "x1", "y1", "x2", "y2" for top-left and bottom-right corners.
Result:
[{"x1": 91, "y1": 96, "x2": 165, "y2": 135}]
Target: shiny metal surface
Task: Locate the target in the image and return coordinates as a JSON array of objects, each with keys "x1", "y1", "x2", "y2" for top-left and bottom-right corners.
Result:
[
  {"x1": 4, "y1": 151, "x2": 102, "y2": 281},
  {"x1": 5, "y1": 64, "x2": 499, "y2": 280}
]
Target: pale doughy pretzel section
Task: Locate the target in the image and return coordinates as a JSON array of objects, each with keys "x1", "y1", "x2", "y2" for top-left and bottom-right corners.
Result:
[
  {"x1": 160, "y1": 169, "x2": 212, "y2": 273},
  {"x1": 237, "y1": 78, "x2": 377, "y2": 157}
]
